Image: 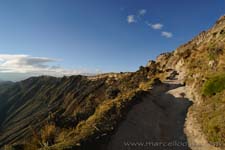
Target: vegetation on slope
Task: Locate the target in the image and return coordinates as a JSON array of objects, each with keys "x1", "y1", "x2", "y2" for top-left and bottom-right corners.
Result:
[
  {"x1": 0, "y1": 65, "x2": 159, "y2": 150},
  {"x1": 202, "y1": 73, "x2": 225, "y2": 96},
  {"x1": 187, "y1": 49, "x2": 225, "y2": 146},
  {"x1": 199, "y1": 91, "x2": 225, "y2": 144},
  {"x1": 156, "y1": 15, "x2": 225, "y2": 148},
  {"x1": 181, "y1": 27, "x2": 225, "y2": 146},
  {"x1": 40, "y1": 68, "x2": 159, "y2": 150},
  {"x1": 198, "y1": 73, "x2": 225, "y2": 145}
]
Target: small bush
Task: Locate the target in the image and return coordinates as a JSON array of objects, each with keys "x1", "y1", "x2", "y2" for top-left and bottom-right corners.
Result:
[
  {"x1": 106, "y1": 87, "x2": 120, "y2": 99},
  {"x1": 202, "y1": 73, "x2": 225, "y2": 96},
  {"x1": 41, "y1": 124, "x2": 57, "y2": 146}
]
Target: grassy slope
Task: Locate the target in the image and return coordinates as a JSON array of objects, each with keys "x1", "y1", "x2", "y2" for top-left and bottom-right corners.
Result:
[
  {"x1": 1, "y1": 66, "x2": 159, "y2": 150},
  {"x1": 188, "y1": 39, "x2": 225, "y2": 146},
  {"x1": 174, "y1": 18, "x2": 225, "y2": 146}
]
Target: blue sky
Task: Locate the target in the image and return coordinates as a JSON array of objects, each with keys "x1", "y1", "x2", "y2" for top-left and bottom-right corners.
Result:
[{"x1": 0, "y1": 0, "x2": 224, "y2": 81}]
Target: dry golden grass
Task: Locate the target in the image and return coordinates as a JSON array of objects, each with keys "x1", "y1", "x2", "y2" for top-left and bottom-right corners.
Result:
[{"x1": 41, "y1": 124, "x2": 57, "y2": 146}]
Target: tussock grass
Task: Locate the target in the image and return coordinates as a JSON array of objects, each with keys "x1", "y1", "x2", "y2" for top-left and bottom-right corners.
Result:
[{"x1": 202, "y1": 73, "x2": 225, "y2": 96}]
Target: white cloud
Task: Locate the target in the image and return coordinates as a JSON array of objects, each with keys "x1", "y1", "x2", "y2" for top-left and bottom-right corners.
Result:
[
  {"x1": 149, "y1": 23, "x2": 163, "y2": 30},
  {"x1": 138, "y1": 9, "x2": 147, "y2": 16},
  {"x1": 161, "y1": 31, "x2": 173, "y2": 38},
  {"x1": 127, "y1": 15, "x2": 136, "y2": 24},
  {"x1": 126, "y1": 9, "x2": 147, "y2": 24},
  {"x1": 0, "y1": 54, "x2": 96, "y2": 77}
]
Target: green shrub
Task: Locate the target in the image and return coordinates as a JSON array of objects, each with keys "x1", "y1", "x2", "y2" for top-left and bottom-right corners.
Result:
[{"x1": 202, "y1": 73, "x2": 225, "y2": 96}]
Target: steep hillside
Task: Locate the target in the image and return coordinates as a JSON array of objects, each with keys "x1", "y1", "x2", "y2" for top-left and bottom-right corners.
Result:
[
  {"x1": 0, "y1": 65, "x2": 159, "y2": 150},
  {"x1": 156, "y1": 15, "x2": 225, "y2": 149},
  {"x1": 0, "y1": 81, "x2": 13, "y2": 94}
]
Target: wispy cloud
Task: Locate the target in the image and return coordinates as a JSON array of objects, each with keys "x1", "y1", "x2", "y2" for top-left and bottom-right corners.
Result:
[
  {"x1": 127, "y1": 15, "x2": 136, "y2": 24},
  {"x1": 148, "y1": 23, "x2": 163, "y2": 30},
  {"x1": 0, "y1": 54, "x2": 96, "y2": 77},
  {"x1": 138, "y1": 9, "x2": 147, "y2": 16},
  {"x1": 127, "y1": 9, "x2": 146, "y2": 24},
  {"x1": 125, "y1": 9, "x2": 173, "y2": 38},
  {"x1": 161, "y1": 31, "x2": 173, "y2": 38}
]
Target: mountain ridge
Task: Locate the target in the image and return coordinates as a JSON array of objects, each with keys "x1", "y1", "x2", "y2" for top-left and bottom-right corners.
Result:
[{"x1": 0, "y1": 15, "x2": 225, "y2": 150}]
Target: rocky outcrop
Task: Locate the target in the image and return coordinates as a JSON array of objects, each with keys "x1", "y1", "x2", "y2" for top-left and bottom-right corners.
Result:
[{"x1": 216, "y1": 15, "x2": 225, "y2": 26}]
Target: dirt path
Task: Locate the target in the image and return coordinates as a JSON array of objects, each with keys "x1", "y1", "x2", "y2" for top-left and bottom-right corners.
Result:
[{"x1": 106, "y1": 79, "x2": 192, "y2": 150}]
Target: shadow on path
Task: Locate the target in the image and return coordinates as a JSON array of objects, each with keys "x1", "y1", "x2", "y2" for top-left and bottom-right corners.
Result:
[{"x1": 106, "y1": 81, "x2": 193, "y2": 150}]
